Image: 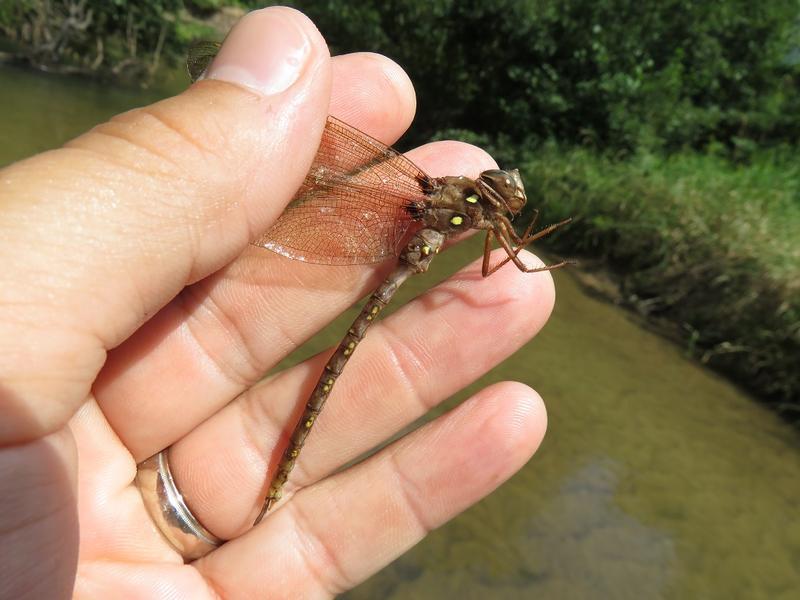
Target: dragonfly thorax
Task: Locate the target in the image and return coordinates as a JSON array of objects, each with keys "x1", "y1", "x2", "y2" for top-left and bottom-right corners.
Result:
[{"x1": 425, "y1": 168, "x2": 528, "y2": 236}]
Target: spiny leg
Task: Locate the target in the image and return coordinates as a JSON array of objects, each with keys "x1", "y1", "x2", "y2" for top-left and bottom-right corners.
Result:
[
  {"x1": 481, "y1": 230, "x2": 497, "y2": 276},
  {"x1": 482, "y1": 228, "x2": 525, "y2": 277},
  {"x1": 483, "y1": 218, "x2": 573, "y2": 277},
  {"x1": 496, "y1": 209, "x2": 539, "y2": 246},
  {"x1": 482, "y1": 212, "x2": 547, "y2": 276}
]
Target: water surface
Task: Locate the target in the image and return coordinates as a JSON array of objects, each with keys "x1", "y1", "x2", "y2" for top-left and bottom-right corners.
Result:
[{"x1": 0, "y1": 63, "x2": 183, "y2": 166}]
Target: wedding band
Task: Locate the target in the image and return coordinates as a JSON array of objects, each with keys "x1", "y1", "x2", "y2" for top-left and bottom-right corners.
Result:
[{"x1": 136, "y1": 449, "x2": 224, "y2": 560}]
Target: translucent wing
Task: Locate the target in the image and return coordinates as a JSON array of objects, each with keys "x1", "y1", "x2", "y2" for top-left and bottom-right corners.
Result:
[
  {"x1": 187, "y1": 40, "x2": 221, "y2": 82},
  {"x1": 256, "y1": 116, "x2": 431, "y2": 265}
]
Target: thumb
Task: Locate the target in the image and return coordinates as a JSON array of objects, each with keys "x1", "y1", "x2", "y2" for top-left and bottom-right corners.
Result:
[{"x1": 0, "y1": 7, "x2": 331, "y2": 441}]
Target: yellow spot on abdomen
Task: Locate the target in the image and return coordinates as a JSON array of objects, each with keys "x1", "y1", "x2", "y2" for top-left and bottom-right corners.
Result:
[{"x1": 366, "y1": 304, "x2": 381, "y2": 321}]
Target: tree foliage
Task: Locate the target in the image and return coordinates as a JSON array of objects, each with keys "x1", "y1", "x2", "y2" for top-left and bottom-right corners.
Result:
[
  {"x1": 0, "y1": 0, "x2": 194, "y2": 83},
  {"x1": 288, "y1": 0, "x2": 799, "y2": 155}
]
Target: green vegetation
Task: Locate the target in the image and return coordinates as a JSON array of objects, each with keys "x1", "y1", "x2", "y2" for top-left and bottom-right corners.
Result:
[
  {"x1": 0, "y1": 0, "x2": 797, "y2": 413},
  {"x1": 523, "y1": 148, "x2": 800, "y2": 411},
  {"x1": 295, "y1": 0, "x2": 800, "y2": 156},
  {"x1": 0, "y1": 0, "x2": 217, "y2": 84}
]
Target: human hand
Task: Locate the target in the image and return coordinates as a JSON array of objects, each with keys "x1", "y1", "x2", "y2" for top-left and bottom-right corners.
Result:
[{"x1": 0, "y1": 8, "x2": 552, "y2": 598}]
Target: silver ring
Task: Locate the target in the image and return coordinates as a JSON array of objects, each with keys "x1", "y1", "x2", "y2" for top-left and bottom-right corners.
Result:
[{"x1": 136, "y1": 449, "x2": 224, "y2": 561}]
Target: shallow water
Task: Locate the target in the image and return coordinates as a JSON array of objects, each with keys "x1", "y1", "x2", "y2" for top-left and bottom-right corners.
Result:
[
  {"x1": 2, "y1": 63, "x2": 799, "y2": 599},
  {"x1": 0, "y1": 63, "x2": 183, "y2": 167},
  {"x1": 318, "y1": 239, "x2": 800, "y2": 600}
]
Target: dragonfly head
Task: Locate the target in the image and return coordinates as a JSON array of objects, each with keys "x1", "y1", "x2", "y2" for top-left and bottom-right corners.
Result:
[{"x1": 478, "y1": 169, "x2": 527, "y2": 215}]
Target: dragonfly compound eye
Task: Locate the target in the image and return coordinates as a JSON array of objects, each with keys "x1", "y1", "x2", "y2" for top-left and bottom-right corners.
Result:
[{"x1": 480, "y1": 169, "x2": 527, "y2": 214}]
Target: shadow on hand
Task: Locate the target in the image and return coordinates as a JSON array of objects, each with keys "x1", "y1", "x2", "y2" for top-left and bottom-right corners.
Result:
[{"x1": 0, "y1": 384, "x2": 79, "y2": 598}]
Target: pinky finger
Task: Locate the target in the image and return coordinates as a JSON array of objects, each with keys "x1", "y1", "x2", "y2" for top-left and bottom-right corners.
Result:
[{"x1": 196, "y1": 381, "x2": 547, "y2": 599}]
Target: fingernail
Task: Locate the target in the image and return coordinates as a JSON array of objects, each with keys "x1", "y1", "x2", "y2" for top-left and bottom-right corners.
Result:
[{"x1": 205, "y1": 8, "x2": 312, "y2": 96}]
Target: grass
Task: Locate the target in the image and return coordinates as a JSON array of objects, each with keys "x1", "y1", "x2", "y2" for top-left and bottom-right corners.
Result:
[{"x1": 518, "y1": 146, "x2": 800, "y2": 416}]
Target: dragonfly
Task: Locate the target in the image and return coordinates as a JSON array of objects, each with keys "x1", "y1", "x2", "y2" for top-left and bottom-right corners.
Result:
[{"x1": 188, "y1": 42, "x2": 572, "y2": 525}]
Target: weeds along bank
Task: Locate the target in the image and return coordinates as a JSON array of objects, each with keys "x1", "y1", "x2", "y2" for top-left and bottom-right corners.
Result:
[{"x1": 524, "y1": 148, "x2": 800, "y2": 417}]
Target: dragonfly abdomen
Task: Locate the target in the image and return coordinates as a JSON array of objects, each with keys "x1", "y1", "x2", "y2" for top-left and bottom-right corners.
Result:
[{"x1": 254, "y1": 227, "x2": 446, "y2": 523}]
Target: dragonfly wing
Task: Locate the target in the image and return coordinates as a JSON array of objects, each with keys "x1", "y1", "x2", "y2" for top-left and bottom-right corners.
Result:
[
  {"x1": 187, "y1": 40, "x2": 221, "y2": 82},
  {"x1": 255, "y1": 116, "x2": 431, "y2": 265}
]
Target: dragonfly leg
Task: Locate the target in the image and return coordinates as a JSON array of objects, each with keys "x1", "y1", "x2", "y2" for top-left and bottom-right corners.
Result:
[
  {"x1": 483, "y1": 217, "x2": 573, "y2": 276},
  {"x1": 482, "y1": 228, "x2": 527, "y2": 277},
  {"x1": 481, "y1": 230, "x2": 494, "y2": 276},
  {"x1": 482, "y1": 216, "x2": 538, "y2": 277},
  {"x1": 496, "y1": 209, "x2": 539, "y2": 245}
]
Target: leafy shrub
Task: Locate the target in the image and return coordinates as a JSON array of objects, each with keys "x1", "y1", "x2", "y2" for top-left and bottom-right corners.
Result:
[
  {"x1": 286, "y1": 0, "x2": 800, "y2": 156},
  {"x1": 522, "y1": 147, "x2": 800, "y2": 410}
]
